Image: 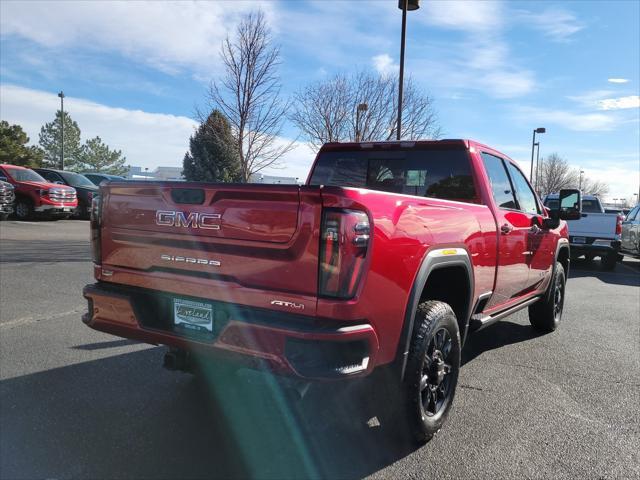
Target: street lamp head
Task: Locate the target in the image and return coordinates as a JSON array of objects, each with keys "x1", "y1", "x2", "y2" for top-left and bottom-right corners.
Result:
[
  {"x1": 398, "y1": 0, "x2": 420, "y2": 11},
  {"x1": 535, "y1": 127, "x2": 546, "y2": 134},
  {"x1": 58, "y1": 91, "x2": 65, "y2": 99}
]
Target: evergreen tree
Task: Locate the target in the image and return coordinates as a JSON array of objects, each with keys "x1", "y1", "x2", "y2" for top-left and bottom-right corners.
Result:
[
  {"x1": 38, "y1": 110, "x2": 82, "y2": 170},
  {"x1": 79, "y1": 136, "x2": 129, "y2": 175},
  {"x1": 183, "y1": 110, "x2": 241, "y2": 182},
  {"x1": 0, "y1": 121, "x2": 44, "y2": 167}
]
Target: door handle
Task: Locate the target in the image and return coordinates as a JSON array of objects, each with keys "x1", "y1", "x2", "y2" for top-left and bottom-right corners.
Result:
[{"x1": 500, "y1": 223, "x2": 513, "y2": 235}]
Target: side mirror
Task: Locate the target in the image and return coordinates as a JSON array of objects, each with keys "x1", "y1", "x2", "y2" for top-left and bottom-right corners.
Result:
[{"x1": 550, "y1": 189, "x2": 581, "y2": 221}]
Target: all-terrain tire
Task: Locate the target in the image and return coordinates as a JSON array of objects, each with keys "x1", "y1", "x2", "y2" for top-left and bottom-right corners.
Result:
[
  {"x1": 402, "y1": 301, "x2": 461, "y2": 444},
  {"x1": 529, "y1": 261, "x2": 565, "y2": 332},
  {"x1": 14, "y1": 198, "x2": 33, "y2": 220}
]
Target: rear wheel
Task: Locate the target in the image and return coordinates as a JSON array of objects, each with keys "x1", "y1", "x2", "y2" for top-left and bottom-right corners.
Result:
[
  {"x1": 14, "y1": 198, "x2": 33, "y2": 220},
  {"x1": 529, "y1": 261, "x2": 565, "y2": 332},
  {"x1": 401, "y1": 301, "x2": 461, "y2": 444}
]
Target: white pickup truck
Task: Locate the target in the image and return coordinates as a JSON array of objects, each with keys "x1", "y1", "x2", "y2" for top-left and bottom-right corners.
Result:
[{"x1": 544, "y1": 194, "x2": 623, "y2": 270}]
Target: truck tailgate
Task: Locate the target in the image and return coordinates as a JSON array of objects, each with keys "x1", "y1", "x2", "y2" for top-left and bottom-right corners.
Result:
[
  {"x1": 569, "y1": 212, "x2": 618, "y2": 238},
  {"x1": 99, "y1": 182, "x2": 322, "y2": 299}
]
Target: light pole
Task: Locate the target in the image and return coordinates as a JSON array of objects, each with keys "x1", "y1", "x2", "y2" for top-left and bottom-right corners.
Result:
[
  {"x1": 396, "y1": 0, "x2": 420, "y2": 141},
  {"x1": 579, "y1": 170, "x2": 584, "y2": 190},
  {"x1": 58, "y1": 91, "x2": 65, "y2": 170},
  {"x1": 355, "y1": 103, "x2": 368, "y2": 142},
  {"x1": 529, "y1": 127, "x2": 545, "y2": 182},
  {"x1": 533, "y1": 142, "x2": 540, "y2": 191}
]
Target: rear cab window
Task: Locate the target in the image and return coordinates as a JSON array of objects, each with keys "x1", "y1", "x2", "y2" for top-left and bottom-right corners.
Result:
[
  {"x1": 581, "y1": 199, "x2": 602, "y2": 213},
  {"x1": 309, "y1": 147, "x2": 478, "y2": 203}
]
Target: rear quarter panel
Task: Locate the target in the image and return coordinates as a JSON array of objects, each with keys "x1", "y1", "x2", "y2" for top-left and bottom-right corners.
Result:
[{"x1": 318, "y1": 186, "x2": 497, "y2": 364}]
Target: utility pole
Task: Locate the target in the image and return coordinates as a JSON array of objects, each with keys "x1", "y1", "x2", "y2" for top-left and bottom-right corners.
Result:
[{"x1": 58, "y1": 91, "x2": 65, "y2": 170}]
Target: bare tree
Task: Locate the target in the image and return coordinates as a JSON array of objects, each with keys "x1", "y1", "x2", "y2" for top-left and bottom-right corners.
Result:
[
  {"x1": 204, "y1": 11, "x2": 293, "y2": 182},
  {"x1": 580, "y1": 177, "x2": 609, "y2": 197},
  {"x1": 290, "y1": 71, "x2": 441, "y2": 151},
  {"x1": 535, "y1": 152, "x2": 609, "y2": 198}
]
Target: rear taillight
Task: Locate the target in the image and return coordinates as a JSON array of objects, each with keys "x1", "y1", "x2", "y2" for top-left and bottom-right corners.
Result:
[
  {"x1": 90, "y1": 195, "x2": 102, "y2": 264},
  {"x1": 616, "y1": 214, "x2": 623, "y2": 236},
  {"x1": 319, "y1": 209, "x2": 370, "y2": 299}
]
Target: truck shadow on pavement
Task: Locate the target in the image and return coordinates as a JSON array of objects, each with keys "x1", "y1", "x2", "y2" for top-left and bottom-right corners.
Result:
[
  {"x1": 568, "y1": 258, "x2": 640, "y2": 287},
  {"x1": 1, "y1": 320, "x2": 556, "y2": 480},
  {"x1": 0, "y1": 347, "x2": 418, "y2": 480},
  {"x1": 462, "y1": 321, "x2": 544, "y2": 367}
]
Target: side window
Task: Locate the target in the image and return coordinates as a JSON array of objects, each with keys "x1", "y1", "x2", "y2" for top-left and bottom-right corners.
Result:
[
  {"x1": 40, "y1": 171, "x2": 59, "y2": 183},
  {"x1": 481, "y1": 153, "x2": 517, "y2": 210},
  {"x1": 627, "y1": 206, "x2": 640, "y2": 221},
  {"x1": 505, "y1": 161, "x2": 540, "y2": 214}
]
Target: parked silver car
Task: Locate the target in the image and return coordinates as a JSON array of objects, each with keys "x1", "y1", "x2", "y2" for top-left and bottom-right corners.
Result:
[
  {"x1": 0, "y1": 180, "x2": 15, "y2": 220},
  {"x1": 621, "y1": 205, "x2": 640, "y2": 258}
]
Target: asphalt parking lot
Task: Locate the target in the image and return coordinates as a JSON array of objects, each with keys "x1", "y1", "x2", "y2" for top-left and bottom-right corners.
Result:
[{"x1": 1, "y1": 219, "x2": 639, "y2": 480}]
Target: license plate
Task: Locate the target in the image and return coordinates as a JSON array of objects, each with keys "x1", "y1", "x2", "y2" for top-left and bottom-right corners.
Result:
[
  {"x1": 63, "y1": 208, "x2": 72, "y2": 212},
  {"x1": 572, "y1": 236, "x2": 586, "y2": 244},
  {"x1": 173, "y1": 298, "x2": 213, "y2": 333}
]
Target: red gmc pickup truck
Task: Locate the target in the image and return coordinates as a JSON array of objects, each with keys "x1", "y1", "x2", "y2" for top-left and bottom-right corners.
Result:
[
  {"x1": 0, "y1": 164, "x2": 78, "y2": 220},
  {"x1": 83, "y1": 140, "x2": 581, "y2": 443}
]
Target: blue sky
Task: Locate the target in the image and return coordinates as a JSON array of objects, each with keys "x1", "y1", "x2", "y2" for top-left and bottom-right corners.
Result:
[{"x1": 1, "y1": 0, "x2": 638, "y2": 201}]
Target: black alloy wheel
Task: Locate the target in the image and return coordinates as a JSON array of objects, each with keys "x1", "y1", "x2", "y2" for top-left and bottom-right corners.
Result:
[
  {"x1": 403, "y1": 301, "x2": 461, "y2": 444},
  {"x1": 529, "y1": 261, "x2": 566, "y2": 332},
  {"x1": 420, "y1": 328, "x2": 454, "y2": 417}
]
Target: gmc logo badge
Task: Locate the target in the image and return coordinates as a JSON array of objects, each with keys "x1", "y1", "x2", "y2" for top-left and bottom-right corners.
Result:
[{"x1": 155, "y1": 210, "x2": 221, "y2": 230}]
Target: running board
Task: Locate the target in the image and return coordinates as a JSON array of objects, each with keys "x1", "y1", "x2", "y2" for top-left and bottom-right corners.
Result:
[{"x1": 469, "y1": 296, "x2": 540, "y2": 331}]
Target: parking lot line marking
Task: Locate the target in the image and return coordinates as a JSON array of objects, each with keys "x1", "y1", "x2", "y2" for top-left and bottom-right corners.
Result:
[{"x1": 0, "y1": 307, "x2": 84, "y2": 329}]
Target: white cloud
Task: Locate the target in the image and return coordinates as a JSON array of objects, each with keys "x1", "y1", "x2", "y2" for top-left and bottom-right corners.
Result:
[
  {"x1": 515, "y1": 7, "x2": 584, "y2": 42},
  {"x1": 0, "y1": 1, "x2": 274, "y2": 75},
  {"x1": 515, "y1": 106, "x2": 617, "y2": 131},
  {"x1": 608, "y1": 78, "x2": 630, "y2": 84},
  {"x1": 567, "y1": 90, "x2": 615, "y2": 108},
  {"x1": 1, "y1": 84, "x2": 197, "y2": 169},
  {"x1": 414, "y1": 2, "x2": 534, "y2": 99},
  {"x1": 262, "y1": 141, "x2": 316, "y2": 181},
  {"x1": 0, "y1": 84, "x2": 313, "y2": 177},
  {"x1": 598, "y1": 96, "x2": 640, "y2": 111},
  {"x1": 420, "y1": 1, "x2": 503, "y2": 32},
  {"x1": 371, "y1": 54, "x2": 398, "y2": 76}
]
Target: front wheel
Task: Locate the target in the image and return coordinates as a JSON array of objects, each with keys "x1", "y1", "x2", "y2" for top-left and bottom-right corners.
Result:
[
  {"x1": 529, "y1": 261, "x2": 565, "y2": 332},
  {"x1": 14, "y1": 199, "x2": 33, "y2": 220},
  {"x1": 402, "y1": 301, "x2": 461, "y2": 444}
]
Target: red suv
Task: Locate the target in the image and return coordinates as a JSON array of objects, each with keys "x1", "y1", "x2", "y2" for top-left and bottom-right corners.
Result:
[{"x1": 0, "y1": 164, "x2": 77, "y2": 220}]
